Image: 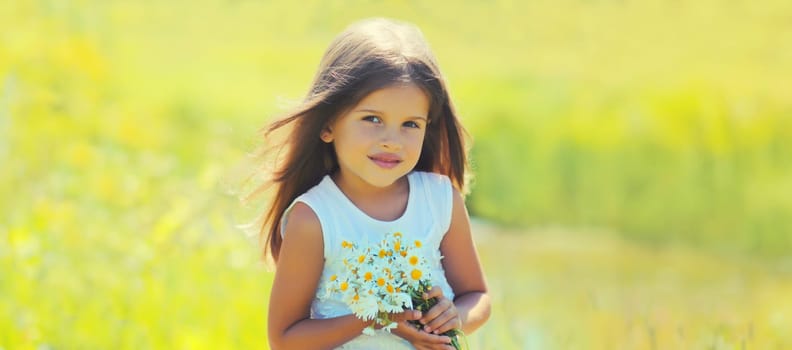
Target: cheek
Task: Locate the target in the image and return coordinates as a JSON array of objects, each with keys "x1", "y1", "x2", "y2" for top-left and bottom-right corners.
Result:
[
  {"x1": 334, "y1": 126, "x2": 370, "y2": 148},
  {"x1": 406, "y1": 131, "x2": 427, "y2": 152}
]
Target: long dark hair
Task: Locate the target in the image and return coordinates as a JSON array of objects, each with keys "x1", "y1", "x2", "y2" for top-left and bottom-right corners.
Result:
[{"x1": 248, "y1": 18, "x2": 470, "y2": 262}]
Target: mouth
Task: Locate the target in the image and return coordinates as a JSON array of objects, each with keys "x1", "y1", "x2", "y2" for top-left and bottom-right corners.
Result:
[{"x1": 368, "y1": 153, "x2": 402, "y2": 169}]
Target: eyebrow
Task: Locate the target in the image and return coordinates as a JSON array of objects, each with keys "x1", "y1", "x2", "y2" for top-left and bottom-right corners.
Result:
[{"x1": 354, "y1": 109, "x2": 428, "y2": 120}]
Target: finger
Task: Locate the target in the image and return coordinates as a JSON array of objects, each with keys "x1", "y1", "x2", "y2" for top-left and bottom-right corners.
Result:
[
  {"x1": 415, "y1": 344, "x2": 454, "y2": 350},
  {"x1": 419, "y1": 344, "x2": 454, "y2": 350},
  {"x1": 423, "y1": 285, "x2": 445, "y2": 300},
  {"x1": 423, "y1": 307, "x2": 456, "y2": 333},
  {"x1": 393, "y1": 309, "x2": 422, "y2": 322},
  {"x1": 399, "y1": 322, "x2": 452, "y2": 344},
  {"x1": 423, "y1": 333, "x2": 452, "y2": 345},
  {"x1": 429, "y1": 342, "x2": 456, "y2": 350},
  {"x1": 431, "y1": 316, "x2": 462, "y2": 335},
  {"x1": 420, "y1": 296, "x2": 452, "y2": 325},
  {"x1": 396, "y1": 320, "x2": 422, "y2": 337}
]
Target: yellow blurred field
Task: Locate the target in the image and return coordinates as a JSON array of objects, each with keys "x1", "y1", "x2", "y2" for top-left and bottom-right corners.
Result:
[
  {"x1": 472, "y1": 223, "x2": 792, "y2": 349},
  {"x1": 6, "y1": 222, "x2": 792, "y2": 349},
  {"x1": 3, "y1": 0, "x2": 792, "y2": 349}
]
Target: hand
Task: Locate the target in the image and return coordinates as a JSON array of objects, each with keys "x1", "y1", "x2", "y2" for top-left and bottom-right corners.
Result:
[
  {"x1": 419, "y1": 286, "x2": 462, "y2": 335},
  {"x1": 391, "y1": 310, "x2": 456, "y2": 350}
]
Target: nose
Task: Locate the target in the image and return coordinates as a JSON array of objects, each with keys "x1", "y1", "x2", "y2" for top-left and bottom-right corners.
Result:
[{"x1": 379, "y1": 127, "x2": 402, "y2": 150}]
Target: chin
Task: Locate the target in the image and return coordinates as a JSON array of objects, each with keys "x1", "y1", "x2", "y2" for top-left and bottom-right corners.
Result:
[
  {"x1": 365, "y1": 172, "x2": 408, "y2": 188},
  {"x1": 366, "y1": 177, "x2": 400, "y2": 188}
]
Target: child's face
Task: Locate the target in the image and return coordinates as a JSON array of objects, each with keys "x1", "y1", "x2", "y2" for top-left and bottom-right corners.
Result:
[{"x1": 321, "y1": 83, "x2": 429, "y2": 189}]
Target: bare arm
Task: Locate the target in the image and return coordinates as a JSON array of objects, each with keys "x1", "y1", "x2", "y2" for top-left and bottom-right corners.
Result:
[
  {"x1": 267, "y1": 202, "x2": 370, "y2": 350},
  {"x1": 437, "y1": 189, "x2": 491, "y2": 334}
]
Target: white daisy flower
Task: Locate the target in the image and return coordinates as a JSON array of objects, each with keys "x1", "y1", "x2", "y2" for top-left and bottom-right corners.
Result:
[{"x1": 324, "y1": 231, "x2": 445, "y2": 337}]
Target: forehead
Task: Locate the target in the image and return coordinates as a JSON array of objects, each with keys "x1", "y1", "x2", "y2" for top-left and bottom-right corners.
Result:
[{"x1": 353, "y1": 83, "x2": 430, "y2": 116}]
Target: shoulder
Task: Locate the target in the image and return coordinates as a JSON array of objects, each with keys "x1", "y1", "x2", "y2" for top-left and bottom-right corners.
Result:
[
  {"x1": 411, "y1": 171, "x2": 456, "y2": 234},
  {"x1": 411, "y1": 171, "x2": 452, "y2": 196},
  {"x1": 450, "y1": 186, "x2": 466, "y2": 215},
  {"x1": 282, "y1": 202, "x2": 323, "y2": 244},
  {"x1": 295, "y1": 176, "x2": 334, "y2": 205},
  {"x1": 279, "y1": 176, "x2": 334, "y2": 237},
  {"x1": 411, "y1": 171, "x2": 451, "y2": 186}
]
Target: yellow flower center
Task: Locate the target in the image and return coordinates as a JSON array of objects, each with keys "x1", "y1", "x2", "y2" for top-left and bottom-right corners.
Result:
[
  {"x1": 340, "y1": 282, "x2": 349, "y2": 291},
  {"x1": 330, "y1": 274, "x2": 337, "y2": 281},
  {"x1": 358, "y1": 255, "x2": 366, "y2": 263},
  {"x1": 364, "y1": 272, "x2": 373, "y2": 281},
  {"x1": 415, "y1": 240, "x2": 422, "y2": 248},
  {"x1": 411, "y1": 269, "x2": 422, "y2": 280},
  {"x1": 400, "y1": 250, "x2": 407, "y2": 257},
  {"x1": 377, "y1": 277, "x2": 385, "y2": 286},
  {"x1": 409, "y1": 256, "x2": 419, "y2": 266},
  {"x1": 386, "y1": 284, "x2": 394, "y2": 293}
]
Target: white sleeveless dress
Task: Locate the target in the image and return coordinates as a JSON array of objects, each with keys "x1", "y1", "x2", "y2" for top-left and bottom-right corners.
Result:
[{"x1": 281, "y1": 171, "x2": 456, "y2": 349}]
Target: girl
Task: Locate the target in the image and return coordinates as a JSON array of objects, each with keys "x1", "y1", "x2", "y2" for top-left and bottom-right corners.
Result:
[{"x1": 256, "y1": 18, "x2": 490, "y2": 350}]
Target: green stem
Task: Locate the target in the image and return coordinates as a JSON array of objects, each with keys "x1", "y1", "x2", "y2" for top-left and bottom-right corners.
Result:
[{"x1": 407, "y1": 281, "x2": 466, "y2": 350}]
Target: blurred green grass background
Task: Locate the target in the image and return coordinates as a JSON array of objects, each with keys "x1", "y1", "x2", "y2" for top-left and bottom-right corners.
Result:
[{"x1": 2, "y1": 0, "x2": 792, "y2": 348}]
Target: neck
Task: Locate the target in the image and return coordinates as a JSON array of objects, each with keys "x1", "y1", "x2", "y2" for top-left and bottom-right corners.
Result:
[
  {"x1": 331, "y1": 173, "x2": 409, "y2": 201},
  {"x1": 330, "y1": 172, "x2": 411, "y2": 222}
]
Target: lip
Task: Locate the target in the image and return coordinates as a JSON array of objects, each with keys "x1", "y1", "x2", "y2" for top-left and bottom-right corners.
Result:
[{"x1": 368, "y1": 153, "x2": 402, "y2": 169}]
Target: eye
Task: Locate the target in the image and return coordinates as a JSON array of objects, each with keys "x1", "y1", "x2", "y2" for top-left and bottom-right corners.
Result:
[
  {"x1": 403, "y1": 121, "x2": 421, "y2": 129},
  {"x1": 362, "y1": 115, "x2": 382, "y2": 124}
]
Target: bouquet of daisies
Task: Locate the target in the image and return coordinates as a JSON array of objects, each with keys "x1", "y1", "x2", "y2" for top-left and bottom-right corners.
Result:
[{"x1": 322, "y1": 232, "x2": 464, "y2": 349}]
